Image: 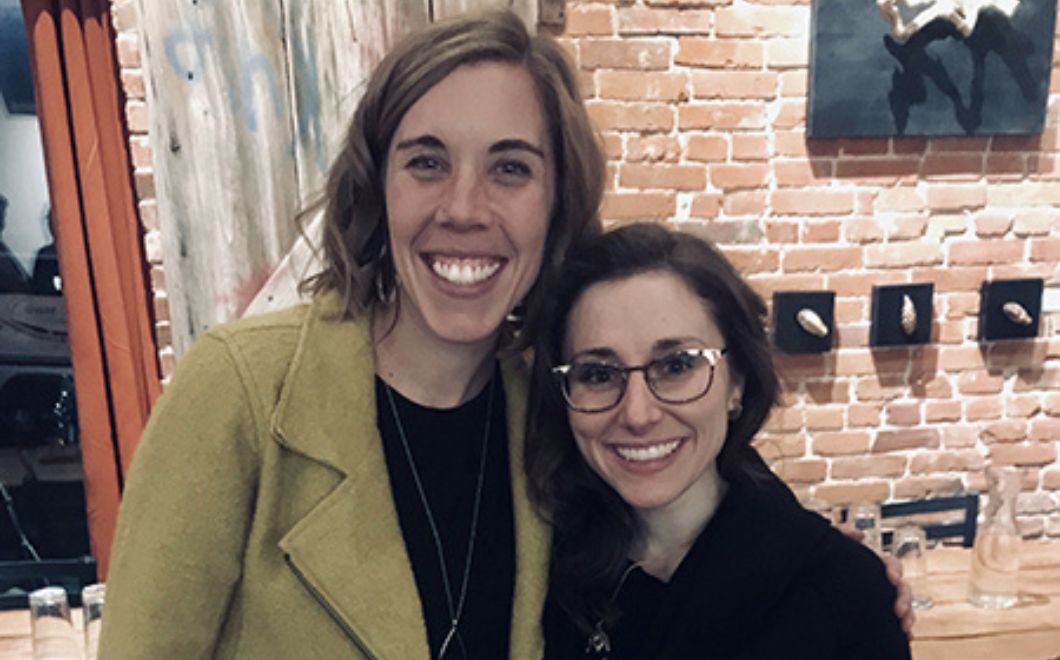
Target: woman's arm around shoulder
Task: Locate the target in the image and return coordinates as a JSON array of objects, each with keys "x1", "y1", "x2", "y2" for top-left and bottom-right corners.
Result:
[{"x1": 98, "y1": 330, "x2": 265, "y2": 659}]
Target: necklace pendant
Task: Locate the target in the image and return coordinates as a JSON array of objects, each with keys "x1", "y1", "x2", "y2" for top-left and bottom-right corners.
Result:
[{"x1": 586, "y1": 621, "x2": 611, "y2": 655}]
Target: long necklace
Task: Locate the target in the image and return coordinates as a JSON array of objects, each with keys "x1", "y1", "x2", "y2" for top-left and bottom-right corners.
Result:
[
  {"x1": 586, "y1": 561, "x2": 642, "y2": 657},
  {"x1": 383, "y1": 377, "x2": 495, "y2": 660}
]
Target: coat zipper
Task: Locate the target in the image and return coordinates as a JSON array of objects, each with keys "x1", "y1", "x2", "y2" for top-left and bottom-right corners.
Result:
[{"x1": 284, "y1": 553, "x2": 380, "y2": 660}]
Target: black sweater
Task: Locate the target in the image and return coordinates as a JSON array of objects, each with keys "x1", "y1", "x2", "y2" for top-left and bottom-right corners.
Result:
[{"x1": 544, "y1": 461, "x2": 912, "y2": 660}]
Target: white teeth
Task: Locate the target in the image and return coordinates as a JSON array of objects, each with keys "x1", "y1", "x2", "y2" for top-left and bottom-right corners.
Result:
[
  {"x1": 615, "y1": 440, "x2": 682, "y2": 462},
  {"x1": 430, "y1": 258, "x2": 501, "y2": 285}
]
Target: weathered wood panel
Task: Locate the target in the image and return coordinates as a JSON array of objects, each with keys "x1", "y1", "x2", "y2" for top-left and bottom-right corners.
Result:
[
  {"x1": 138, "y1": 0, "x2": 301, "y2": 353},
  {"x1": 433, "y1": 0, "x2": 537, "y2": 24}
]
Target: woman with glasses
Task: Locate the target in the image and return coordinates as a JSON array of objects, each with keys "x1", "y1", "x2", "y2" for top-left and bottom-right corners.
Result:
[{"x1": 528, "y1": 223, "x2": 912, "y2": 660}]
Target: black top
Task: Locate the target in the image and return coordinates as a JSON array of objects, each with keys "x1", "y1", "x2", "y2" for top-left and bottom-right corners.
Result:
[
  {"x1": 376, "y1": 372, "x2": 515, "y2": 660},
  {"x1": 544, "y1": 457, "x2": 911, "y2": 660}
]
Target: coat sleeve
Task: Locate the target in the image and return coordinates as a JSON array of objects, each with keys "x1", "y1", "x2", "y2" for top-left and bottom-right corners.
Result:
[{"x1": 98, "y1": 331, "x2": 263, "y2": 659}]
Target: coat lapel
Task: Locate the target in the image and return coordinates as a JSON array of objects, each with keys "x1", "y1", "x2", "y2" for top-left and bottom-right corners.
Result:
[
  {"x1": 270, "y1": 294, "x2": 551, "y2": 659},
  {"x1": 273, "y1": 293, "x2": 429, "y2": 659}
]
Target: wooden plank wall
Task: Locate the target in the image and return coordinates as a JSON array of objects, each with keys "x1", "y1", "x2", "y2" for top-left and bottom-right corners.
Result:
[{"x1": 139, "y1": 0, "x2": 536, "y2": 355}]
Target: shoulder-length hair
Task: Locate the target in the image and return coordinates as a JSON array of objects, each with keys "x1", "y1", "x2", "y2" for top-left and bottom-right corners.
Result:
[
  {"x1": 526, "y1": 222, "x2": 780, "y2": 633},
  {"x1": 301, "y1": 10, "x2": 603, "y2": 347}
]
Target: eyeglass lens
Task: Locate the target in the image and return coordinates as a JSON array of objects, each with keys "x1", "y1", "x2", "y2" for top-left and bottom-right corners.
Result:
[{"x1": 561, "y1": 350, "x2": 717, "y2": 412}]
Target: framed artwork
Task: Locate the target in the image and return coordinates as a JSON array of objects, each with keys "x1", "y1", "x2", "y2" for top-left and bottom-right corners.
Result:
[{"x1": 808, "y1": 0, "x2": 1058, "y2": 137}]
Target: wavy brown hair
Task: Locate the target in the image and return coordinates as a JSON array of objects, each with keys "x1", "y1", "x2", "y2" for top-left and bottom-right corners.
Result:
[
  {"x1": 300, "y1": 10, "x2": 604, "y2": 347},
  {"x1": 526, "y1": 222, "x2": 780, "y2": 635}
]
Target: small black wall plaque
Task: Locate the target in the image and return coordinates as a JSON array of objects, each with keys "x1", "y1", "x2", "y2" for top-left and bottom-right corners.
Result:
[
  {"x1": 871, "y1": 283, "x2": 934, "y2": 347},
  {"x1": 978, "y1": 278, "x2": 1043, "y2": 341},
  {"x1": 773, "y1": 291, "x2": 835, "y2": 354}
]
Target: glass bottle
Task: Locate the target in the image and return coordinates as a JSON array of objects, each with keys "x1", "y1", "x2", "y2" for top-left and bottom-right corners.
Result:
[{"x1": 968, "y1": 466, "x2": 1022, "y2": 609}]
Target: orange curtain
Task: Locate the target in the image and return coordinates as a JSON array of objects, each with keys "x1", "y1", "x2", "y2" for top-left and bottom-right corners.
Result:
[{"x1": 21, "y1": 0, "x2": 161, "y2": 578}]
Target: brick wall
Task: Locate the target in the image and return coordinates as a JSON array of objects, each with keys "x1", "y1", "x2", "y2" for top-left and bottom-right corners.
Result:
[
  {"x1": 559, "y1": 0, "x2": 1060, "y2": 537},
  {"x1": 110, "y1": 0, "x2": 1060, "y2": 535},
  {"x1": 110, "y1": 0, "x2": 175, "y2": 379}
]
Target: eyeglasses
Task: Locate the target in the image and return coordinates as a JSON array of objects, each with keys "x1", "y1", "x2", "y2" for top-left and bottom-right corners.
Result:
[{"x1": 552, "y1": 347, "x2": 727, "y2": 413}]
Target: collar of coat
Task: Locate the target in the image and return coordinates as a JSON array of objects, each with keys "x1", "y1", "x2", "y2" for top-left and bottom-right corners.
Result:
[{"x1": 270, "y1": 292, "x2": 549, "y2": 659}]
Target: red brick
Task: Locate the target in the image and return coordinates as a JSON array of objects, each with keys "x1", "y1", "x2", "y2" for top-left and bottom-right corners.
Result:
[
  {"x1": 724, "y1": 247, "x2": 780, "y2": 273},
  {"x1": 909, "y1": 450, "x2": 985, "y2": 474},
  {"x1": 771, "y1": 189, "x2": 854, "y2": 216},
  {"x1": 684, "y1": 134, "x2": 729, "y2": 162},
  {"x1": 848, "y1": 404, "x2": 882, "y2": 427},
  {"x1": 992, "y1": 134, "x2": 1044, "y2": 151},
  {"x1": 579, "y1": 38, "x2": 672, "y2": 70},
  {"x1": 930, "y1": 136, "x2": 991, "y2": 152},
  {"x1": 689, "y1": 193, "x2": 722, "y2": 219},
  {"x1": 944, "y1": 292, "x2": 979, "y2": 320},
  {"x1": 598, "y1": 71, "x2": 688, "y2": 102},
  {"x1": 981, "y1": 420, "x2": 1027, "y2": 443},
  {"x1": 855, "y1": 376, "x2": 904, "y2": 401},
  {"x1": 806, "y1": 380, "x2": 851, "y2": 403},
  {"x1": 764, "y1": 220, "x2": 798, "y2": 242},
  {"x1": 617, "y1": 8, "x2": 713, "y2": 34},
  {"x1": 778, "y1": 70, "x2": 807, "y2": 97},
  {"x1": 766, "y1": 38, "x2": 807, "y2": 69},
  {"x1": 601, "y1": 192, "x2": 676, "y2": 220},
  {"x1": 910, "y1": 266, "x2": 988, "y2": 292},
  {"x1": 619, "y1": 163, "x2": 706, "y2": 190},
  {"x1": 691, "y1": 71, "x2": 778, "y2": 99},
  {"x1": 710, "y1": 163, "x2": 770, "y2": 189},
  {"x1": 1044, "y1": 393, "x2": 1060, "y2": 416},
  {"x1": 987, "y1": 182, "x2": 1060, "y2": 207},
  {"x1": 754, "y1": 433, "x2": 806, "y2": 460},
  {"x1": 938, "y1": 346, "x2": 985, "y2": 371},
  {"x1": 814, "y1": 481, "x2": 890, "y2": 506},
  {"x1": 781, "y1": 246, "x2": 862, "y2": 272},
  {"x1": 806, "y1": 407, "x2": 844, "y2": 430},
  {"x1": 827, "y1": 272, "x2": 905, "y2": 297},
  {"x1": 949, "y1": 240, "x2": 1025, "y2": 266},
  {"x1": 802, "y1": 220, "x2": 841, "y2": 242},
  {"x1": 125, "y1": 101, "x2": 149, "y2": 133},
  {"x1": 844, "y1": 219, "x2": 885, "y2": 244},
  {"x1": 957, "y1": 369, "x2": 1005, "y2": 395},
  {"x1": 922, "y1": 153, "x2": 984, "y2": 179},
  {"x1": 1007, "y1": 396, "x2": 1042, "y2": 418},
  {"x1": 1016, "y1": 368, "x2": 1060, "y2": 392},
  {"x1": 889, "y1": 217, "x2": 928, "y2": 240},
  {"x1": 566, "y1": 5, "x2": 614, "y2": 36},
  {"x1": 120, "y1": 70, "x2": 145, "y2": 100},
  {"x1": 835, "y1": 158, "x2": 919, "y2": 184},
  {"x1": 774, "y1": 159, "x2": 831, "y2": 186},
  {"x1": 926, "y1": 400, "x2": 962, "y2": 422},
  {"x1": 776, "y1": 131, "x2": 839, "y2": 157},
  {"x1": 1031, "y1": 238, "x2": 1060, "y2": 263},
  {"x1": 812, "y1": 431, "x2": 871, "y2": 456},
  {"x1": 774, "y1": 459, "x2": 827, "y2": 483},
  {"x1": 115, "y1": 35, "x2": 141, "y2": 68},
  {"x1": 110, "y1": 0, "x2": 138, "y2": 32},
  {"x1": 773, "y1": 101, "x2": 805, "y2": 129},
  {"x1": 989, "y1": 443, "x2": 1057, "y2": 467},
  {"x1": 985, "y1": 154, "x2": 1026, "y2": 179},
  {"x1": 678, "y1": 103, "x2": 768, "y2": 130},
  {"x1": 943, "y1": 426, "x2": 979, "y2": 448},
  {"x1": 1030, "y1": 418, "x2": 1060, "y2": 442},
  {"x1": 873, "y1": 428, "x2": 940, "y2": 452},
  {"x1": 831, "y1": 455, "x2": 906, "y2": 479},
  {"x1": 864, "y1": 243, "x2": 943, "y2": 268},
  {"x1": 895, "y1": 477, "x2": 966, "y2": 500},
  {"x1": 875, "y1": 187, "x2": 924, "y2": 213},
  {"x1": 587, "y1": 101, "x2": 673, "y2": 132},
  {"x1": 1013, "y1": 211, "x2": 1053, "y2": 237},
  {"x1": 600, "y1": 133, "x2": 623, "y2": 160},
  {"x1": 689, "y1": 219, "x2": 763, "y2": 244},
  {"x1": 625, "y1": 136, "x2": 680, "y2": 163},
  {"x1": 886, "y1": 402, "x2": 920, "y2": 426},
  {"x1": 723, "y1": 191, "x2": 768, "y2": 216},
  {"x1": 732, "y1": 134, "x2": 770, "y2": 160},
  {"x1": 926, "y1": 185, "x2": 987, "y2": 212},
  {"x1": 675, "y1": 38, "x2": 764, "y2": 68},
  {"x1": 715, "y1": 6, "x2": 810, "y2": 37}
]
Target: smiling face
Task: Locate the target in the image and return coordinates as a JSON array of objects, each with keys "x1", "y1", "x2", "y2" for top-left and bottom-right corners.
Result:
[
  {"x1": 563, "y1": 270, "x2": 743, "y2": 513},
  {"x1": 383, "y1": 62, "x2": 554, "y2": 348}
]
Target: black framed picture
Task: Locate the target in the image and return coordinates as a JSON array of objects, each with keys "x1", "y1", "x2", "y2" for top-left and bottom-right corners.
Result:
[{"x1": 808, "y1": 0, "x2": 1057, "y2": 137}]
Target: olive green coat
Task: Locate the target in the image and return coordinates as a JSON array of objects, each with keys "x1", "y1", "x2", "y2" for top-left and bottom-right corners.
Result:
[{"x1": 98, "y1": 292, "x2": 550, "y2": 659}]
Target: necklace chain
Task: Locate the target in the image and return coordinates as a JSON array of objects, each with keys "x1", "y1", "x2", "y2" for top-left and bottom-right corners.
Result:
[
  {"x1": 587, "y1": 562, "x2": 641, "y2": 657},
  {"x1": 384, "y1": 378, "x2": 495, "y2": 660}
]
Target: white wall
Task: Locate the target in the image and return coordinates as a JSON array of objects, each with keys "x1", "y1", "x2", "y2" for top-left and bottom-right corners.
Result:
[{"x1": 0, "y1": 88, "x2": 51, "y2": 273}]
